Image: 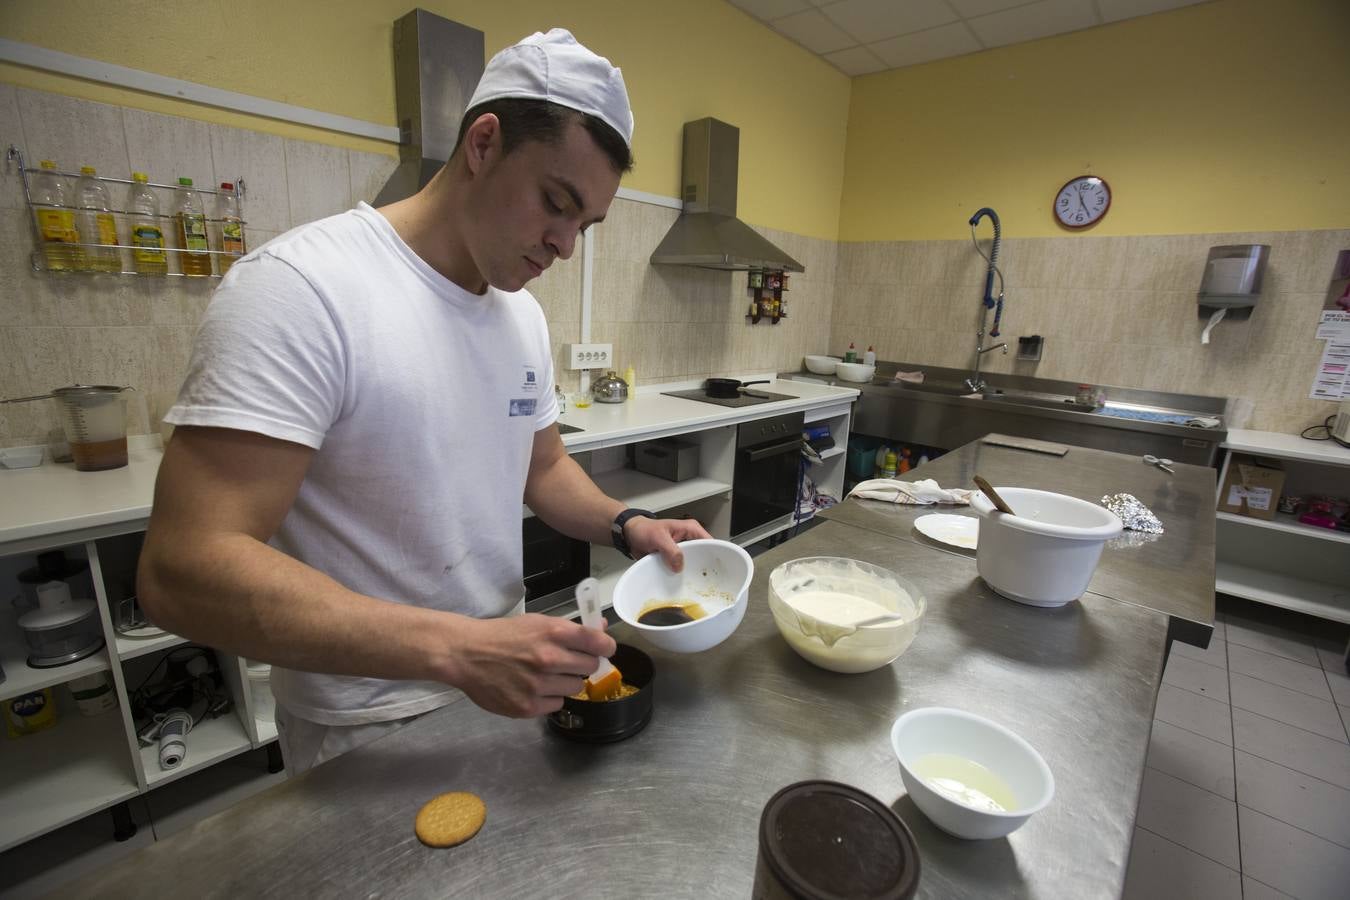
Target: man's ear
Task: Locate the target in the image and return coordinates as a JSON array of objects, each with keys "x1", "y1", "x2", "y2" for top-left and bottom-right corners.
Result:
[{"x1": 461, "y1": 113, "x2": 502, "y2": 176}]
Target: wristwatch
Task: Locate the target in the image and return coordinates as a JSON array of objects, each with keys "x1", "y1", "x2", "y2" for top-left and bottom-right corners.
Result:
[{"x1": 611, "y1": 508, "x2": 656, "y2": 559}]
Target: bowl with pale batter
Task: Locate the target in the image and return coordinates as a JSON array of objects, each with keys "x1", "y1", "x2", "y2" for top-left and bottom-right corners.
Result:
[{"x1": 767, "y1": 556, "x2": 926, "y2": 673}]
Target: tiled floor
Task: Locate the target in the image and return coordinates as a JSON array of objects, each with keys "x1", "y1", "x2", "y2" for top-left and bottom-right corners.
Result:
[{"x1": 1123, "y1": 597, "x2": 1350, "y2": 900}]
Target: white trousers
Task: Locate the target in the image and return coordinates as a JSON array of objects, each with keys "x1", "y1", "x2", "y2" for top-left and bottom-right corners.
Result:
[{"x1": 275, "y1": 705, "x2": 423, "y2": 775}]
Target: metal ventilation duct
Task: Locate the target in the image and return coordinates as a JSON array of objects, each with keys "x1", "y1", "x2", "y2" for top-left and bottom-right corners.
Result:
[
  {"x1": 373, "y1": 10, "x2": 484, "y2": 206},
  {"x1": 649, "y1": 117, "x2": 803, "y2": 273}
]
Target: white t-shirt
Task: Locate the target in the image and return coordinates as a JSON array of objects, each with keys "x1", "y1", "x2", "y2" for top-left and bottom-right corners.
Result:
[{"x1": 165, "y1": 202, "x2": 558, "y2": 725}]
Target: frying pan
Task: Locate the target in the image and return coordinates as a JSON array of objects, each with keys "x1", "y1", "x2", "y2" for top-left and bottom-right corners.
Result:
[{"x1": 704, "y1": 378, "x2": 770, "y2": 399}]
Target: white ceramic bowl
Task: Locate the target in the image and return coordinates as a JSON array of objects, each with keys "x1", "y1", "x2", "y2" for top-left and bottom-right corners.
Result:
[
  {"x1": 767, "y1": 557, "x2": 925, "y2": 673},
  {"x1": 611, "y1": 539, "x2": 753, "y2": 653},
  {"x1": 969, "y1": 487, "x2": 1122, "y2": 607},
  {"x1": 891, "y1": 707, "x2": 1054, "y2": 840},
  {"x1": 804, "y1": 355, "x2": 840, "y2": 375},
  {"x1": 835, "y1": 362, "x2": 876, "y2": 383}
]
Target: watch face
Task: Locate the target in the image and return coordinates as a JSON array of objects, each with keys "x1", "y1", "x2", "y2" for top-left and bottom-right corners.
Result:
[{"x1": 1054, "y1": 176, "x2": 1110, "y2": 228}]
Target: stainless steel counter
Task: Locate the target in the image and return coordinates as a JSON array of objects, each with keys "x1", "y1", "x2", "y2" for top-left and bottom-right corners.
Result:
[
  {"x1": 64, "y1": 520, "x2": 1168, "y2": 899},
  {"x1": 821, "y1": 437, "x2": 1218, "y2": 648}
]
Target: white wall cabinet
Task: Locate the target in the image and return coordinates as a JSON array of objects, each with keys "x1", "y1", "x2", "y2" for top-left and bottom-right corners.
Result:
[{"x1": 1214, "y1": 430, "x2": 1350, "y2": 635}]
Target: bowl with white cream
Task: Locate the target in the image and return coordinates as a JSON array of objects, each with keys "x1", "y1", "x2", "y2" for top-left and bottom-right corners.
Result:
[
  {"x1": 890, "y1": 707, "x2": 1054, "y2": 840},
  {"x1": 767, "y1": 557, "x2": 925, "y2": 674}
]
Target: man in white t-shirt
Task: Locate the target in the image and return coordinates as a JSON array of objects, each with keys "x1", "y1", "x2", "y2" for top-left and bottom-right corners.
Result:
[{"x1": 137, "y1": 30, "x2": 710, "y2": 773}]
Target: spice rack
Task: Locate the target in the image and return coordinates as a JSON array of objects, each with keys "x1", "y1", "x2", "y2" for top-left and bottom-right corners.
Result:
[
  {"x1": 746, "y1": 269, "x2": 788, "y2": 325},
  {"x1": 8, "y1": 144, "x2": 248, "y2": 279}
]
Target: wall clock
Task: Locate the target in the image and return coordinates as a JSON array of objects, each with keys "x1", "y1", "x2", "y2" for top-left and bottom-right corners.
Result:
[{"x1": 1054, "y1": 176, "x2": 1111, "y2": 228}]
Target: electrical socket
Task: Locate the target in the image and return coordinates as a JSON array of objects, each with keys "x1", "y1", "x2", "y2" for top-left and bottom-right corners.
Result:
[{"x1": 565, "y1": 343, "x2": 614, "y2": 370}]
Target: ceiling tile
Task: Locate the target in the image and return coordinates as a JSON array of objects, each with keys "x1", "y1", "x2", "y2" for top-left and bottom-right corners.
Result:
[
  {"x1": 1097, "y1": 0, "x2": 1210, "y2": 25},
  {"x1": 967, "y1": 0, "x2": 1099, "y2": 49},
  {"x1": 869, "y1": 22, "x2": 985, "y2": 69},
  {"x1": 948, "y1": 0, "x2": 1040, "y2": 16},
  {"x1": 823, "y1": 45, "x2": 890, "y2": 76},
  {"x1": 772, "y1": 8, "x2": 860, "y2": 54},
  {"x1": 727, "y1": 0, "x2": 813, "y2": 21},
  {"x1": 820, "y1": 0, "x2": 959, "y2": 42}
]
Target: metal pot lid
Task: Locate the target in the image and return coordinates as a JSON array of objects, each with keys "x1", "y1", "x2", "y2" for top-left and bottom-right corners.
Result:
[
  {"x1": 19, "y1": 597, "x2": 98, "y2": 631},
  {"x1": 51, "y1": 384, "x2": 131, "y2": 397}
]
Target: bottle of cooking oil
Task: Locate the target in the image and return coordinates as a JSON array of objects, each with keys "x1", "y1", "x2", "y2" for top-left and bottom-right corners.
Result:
[
  {"x1": 75, "y1": 167, "x2": 122, "y2": 272},
  {"x1": 126, "y1": 173, "x2": 166, "y2": 276},
  {"x1": 32, "y1": 160, "x2": 81, "y2": 271},
  {"x1": 216, "y1": 182, "x2": 245, "y2": 274},
  {"x1": 173, "y1": 177, "x2": 212, "y2": 276}
]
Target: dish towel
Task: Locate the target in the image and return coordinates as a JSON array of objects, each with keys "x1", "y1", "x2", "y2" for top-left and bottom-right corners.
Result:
[{"x1": 848, "y1": 478, "x2": 974, "y2": 505}]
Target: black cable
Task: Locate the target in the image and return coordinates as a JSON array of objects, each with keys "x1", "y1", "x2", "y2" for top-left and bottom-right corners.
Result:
[{"x1": 1300, "y1": 414, "x2": 1350, "y2": 449}]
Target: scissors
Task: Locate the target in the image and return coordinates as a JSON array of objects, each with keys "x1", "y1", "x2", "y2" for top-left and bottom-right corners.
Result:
[{"x1": 1143, "y1": 454, "x2": 1174, "y2": 473}]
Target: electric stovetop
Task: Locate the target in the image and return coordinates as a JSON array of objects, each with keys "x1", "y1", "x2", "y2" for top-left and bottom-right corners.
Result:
[{"x1": 662, "y1": 389, "x2": 797, "y2": 408}]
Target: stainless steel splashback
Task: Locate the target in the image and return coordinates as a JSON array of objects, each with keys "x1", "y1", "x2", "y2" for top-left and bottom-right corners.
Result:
[
  {"x1": 374, "y1": 10, "x2": 484, "y2": 206},
  {"x1": 650, "y1": 118, "x2": 804, "y2": 273}
]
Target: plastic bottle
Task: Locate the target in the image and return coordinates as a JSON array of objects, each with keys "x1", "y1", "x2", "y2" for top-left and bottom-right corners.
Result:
[
  {"x1": 173, "y1": 177, "x2": 212, "y2": 276},
  {"x1": 126, "y1": 172, "x2": 167, "y2": 276},
  {"x1": 882, "y1": 450, "x2": 898, "y2": 479},
  {"x1": 623, "y1": 364, "x2": 636, "y2": 390},
  {"x1": 863, "y1": 345, "x2": 876, "y2": 366},
  {"x1": 898, "y1": 447, "x2": 912, "y2": 474},
  {"x1": 216, "y1": 182, "x2": 245, "y2": 274},
  {"x1": 74, "y1": 167, "x2": 121, "y2": 272},
  {"x1": 32, "y1": 160, "x2": 81, "y2": 271},
  {"x1": 844, "y1": 342, "x2": 858, "y2": 364}
]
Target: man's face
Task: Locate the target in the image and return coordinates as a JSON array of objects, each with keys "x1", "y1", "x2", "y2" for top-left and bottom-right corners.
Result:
[{"x1": 464, "y1": 117, "x2": 621, "y2": 293}]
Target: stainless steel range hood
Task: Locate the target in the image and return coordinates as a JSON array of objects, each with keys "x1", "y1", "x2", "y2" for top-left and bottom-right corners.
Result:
[
  {"x1": 373, "y1": 10, "x2": 484, "y2": 206},
  {"x1": 650, "y1": 118, "x2": 804, "y2": 273}
]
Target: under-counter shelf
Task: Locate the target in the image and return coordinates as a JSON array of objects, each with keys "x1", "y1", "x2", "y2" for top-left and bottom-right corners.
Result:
[
  {"x1": 1215, "y1": 560, "x2": 1350, "y2": 624},
  {"x1": 115, "y1": 630, "x2": 189, "y2": 662},
  {"x1": 139, "y1": 712, "x2": 253, "y2": 789},
  {"x1": 590, "y1": 469, "x2": 731, "y2": 513},
  {"x1": 0, "y1": 711, "x2": 139, "y2": 853},
  {"x1": 1214, "y1": 511, "x2": 1350, "y2": 545},
  {"x1": 0, "y1": 637, "x2": 112, "y2": 705}
]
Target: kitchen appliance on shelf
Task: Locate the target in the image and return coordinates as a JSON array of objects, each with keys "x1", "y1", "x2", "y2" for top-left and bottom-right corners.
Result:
[
  {"x1": 731, "y1": 411, "x2": 806, "y2": 540},
  {"x1": 18, "y1": 580, "x2": 104, "y2": 668}
]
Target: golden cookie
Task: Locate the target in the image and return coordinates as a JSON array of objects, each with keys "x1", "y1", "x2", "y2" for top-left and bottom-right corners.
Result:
[{"x1": 414, "y1": 791, "x2": 487, "y2": 848}]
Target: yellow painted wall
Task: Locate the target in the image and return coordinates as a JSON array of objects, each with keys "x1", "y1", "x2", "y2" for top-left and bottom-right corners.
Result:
[
  {"x1": 1, "y1": 0, "x2": 851, "y2": 239},
  {"x1": 839, "y1": 0, "x2": 1350, "y2": 240}
]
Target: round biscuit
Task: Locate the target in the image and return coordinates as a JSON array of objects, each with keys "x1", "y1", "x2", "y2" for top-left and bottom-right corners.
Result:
[{"x1": 414, "y1": 791, "x2": 487, "y2": 848}]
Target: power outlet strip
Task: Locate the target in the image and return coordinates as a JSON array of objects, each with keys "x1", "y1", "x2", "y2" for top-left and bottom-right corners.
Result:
[{"x1": 565, "y1": 343, "x2": 614, "y2": 370}]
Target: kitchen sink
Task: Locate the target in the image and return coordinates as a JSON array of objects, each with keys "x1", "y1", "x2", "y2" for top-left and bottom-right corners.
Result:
[
  {"x1": 982, "y1": 390, "x2": 1095, "y2": 413},
  {"x1": 557, "y1": 423, "x2": 584, "y2": 435}
]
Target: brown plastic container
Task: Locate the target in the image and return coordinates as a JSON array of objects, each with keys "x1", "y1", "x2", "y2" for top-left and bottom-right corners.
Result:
[{"x1": 754, "y1": 781, "x2": 920, "y2": 900}]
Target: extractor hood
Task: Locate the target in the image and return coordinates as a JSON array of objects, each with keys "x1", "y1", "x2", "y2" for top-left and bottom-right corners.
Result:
[
  {"x1": 373, "y1": 10, "x2": 484, "y2": 206},
  {"x1": 649, "y1": 118, "x2": 804, "y2": 273}
]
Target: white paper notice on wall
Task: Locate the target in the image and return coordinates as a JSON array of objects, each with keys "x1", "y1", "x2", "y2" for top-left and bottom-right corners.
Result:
[
  {"x1": 1309, "y1": 340, "x2": 1350, "y2": 400},
  {"x1": 1317, "y1": 311, "x2": 1350, "y2": 341}
]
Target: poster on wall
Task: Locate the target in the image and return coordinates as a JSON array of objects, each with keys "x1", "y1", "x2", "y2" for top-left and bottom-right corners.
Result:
[
  {"x1": 1309, "y1": 341, "x2": 1350, "y2": 401},
  {"x1": 1307, "y1": 250, "x2": 1350, "y2": 399}
]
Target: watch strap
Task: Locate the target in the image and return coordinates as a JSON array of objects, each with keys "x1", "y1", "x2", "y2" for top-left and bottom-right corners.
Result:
[{"x1": 611, "y1": 508, "x2": 656, "y2": 559}]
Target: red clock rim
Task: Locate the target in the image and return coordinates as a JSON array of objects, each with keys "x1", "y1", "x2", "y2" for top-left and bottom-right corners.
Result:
[{"x1": 1053, "y1": 175, "x2": 1111, "y2": 229}]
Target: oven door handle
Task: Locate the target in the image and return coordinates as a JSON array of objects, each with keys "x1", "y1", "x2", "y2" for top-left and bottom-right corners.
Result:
[{"x1": 744, "y1": 437, "x2": 803, "y2": 462}]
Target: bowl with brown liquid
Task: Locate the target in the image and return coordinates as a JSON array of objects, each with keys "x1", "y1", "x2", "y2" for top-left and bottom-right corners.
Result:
[
  {"x1": 611, "y1": 539, "x2": 753, "y2": 653},
  {"x1": 547, "y1": 643, "x2": 655, "y2": 743}
]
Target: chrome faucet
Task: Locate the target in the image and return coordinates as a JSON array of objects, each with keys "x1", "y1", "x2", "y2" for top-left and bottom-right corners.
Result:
[{"x1": 965, "y1": 207, "x2": 1007, "y2": 395}]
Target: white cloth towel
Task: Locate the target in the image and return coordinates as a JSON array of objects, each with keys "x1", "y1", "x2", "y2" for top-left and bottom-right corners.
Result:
[{"x1": 847, "y1": 478, "x2": 974, "y2": 505}]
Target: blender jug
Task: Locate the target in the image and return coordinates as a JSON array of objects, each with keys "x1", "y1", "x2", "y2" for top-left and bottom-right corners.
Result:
[{"x1": 52, "y1": 385, "x2": 132, "y2": 471}]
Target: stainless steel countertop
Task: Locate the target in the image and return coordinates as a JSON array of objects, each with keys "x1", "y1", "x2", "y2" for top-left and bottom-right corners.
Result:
[
  {"x1": 821, "y1": 437, "x2": 1217, "y2": 647},
  {"x1": 64, "y1": 520, "x2": 1168, "y2": 899}
]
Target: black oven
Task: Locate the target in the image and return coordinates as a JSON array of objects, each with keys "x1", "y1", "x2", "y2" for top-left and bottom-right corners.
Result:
[
  {"x1": 521, "y1": 449, "x2": 592, "y2": 613},
  {"x1": 731, "y1": 411, "x2": 805, "y2": 540}
]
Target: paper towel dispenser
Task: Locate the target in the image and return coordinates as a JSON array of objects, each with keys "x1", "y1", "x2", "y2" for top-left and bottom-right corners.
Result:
[{"x1": 1198, "y1": 244, "x2": 1269, "y2": 309}]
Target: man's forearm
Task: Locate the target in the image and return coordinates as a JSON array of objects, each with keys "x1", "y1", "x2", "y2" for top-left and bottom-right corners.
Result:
[
  {"x1": 137, "y1": 530, "x2": 463, "y2": 683},
  {"x1": 524, "y1": 452, "x2": 625, "y2": 545}
]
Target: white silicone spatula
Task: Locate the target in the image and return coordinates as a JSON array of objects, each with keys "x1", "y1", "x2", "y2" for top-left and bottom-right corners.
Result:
[{"x1": 575, "y1": 577, "x2": 622, "y2": 700}]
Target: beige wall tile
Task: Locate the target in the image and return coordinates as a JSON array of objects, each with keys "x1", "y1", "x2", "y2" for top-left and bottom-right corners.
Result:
[
  {"x1": 0, "y1": 84, "x2": 28, "y2": 211},
  {"x1": 348, "y1": 150, "x2": 399, "y2": 207},
  {"x1": 123, "y1": 108, "x2": 213, "y2": 193},
  {"x1": 50, "y1": 275, "x2": 151, "y2": 327},
  {"x1": 16, "y1": 89, "x2": 130, "y2": 180},
  {"x1": 0, "y1": 209, "x2": 63, "y2": 326},
  {"x1": 210, "y1": 125, "x2": 289, "y2": 233},
  {"x1": 284, "y1": 139, "x2": 351, "y2": 227}
]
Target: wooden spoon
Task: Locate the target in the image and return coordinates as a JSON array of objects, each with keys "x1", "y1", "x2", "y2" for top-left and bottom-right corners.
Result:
[{"x1": 973, "y1": 475, "x2": 1016, "y2": 515}]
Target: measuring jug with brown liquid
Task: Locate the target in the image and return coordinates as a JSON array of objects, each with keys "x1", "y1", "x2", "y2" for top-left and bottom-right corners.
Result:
[{"x1": 52, "y1": 385, "x2": 133, "y2": 471}]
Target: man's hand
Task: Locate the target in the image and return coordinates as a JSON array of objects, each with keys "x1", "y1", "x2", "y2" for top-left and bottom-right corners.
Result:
[
  {"x1": 624, "y1": 516, "x2": 713, "y2": 572},
  {"x1": 443, "y1": 614, "x2": 617, "y2": 718}
]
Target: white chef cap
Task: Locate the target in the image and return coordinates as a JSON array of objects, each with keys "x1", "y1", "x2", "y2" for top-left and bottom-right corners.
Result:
[{"x1": 465, "y1": 28, "x2": 634, "y2": 149}]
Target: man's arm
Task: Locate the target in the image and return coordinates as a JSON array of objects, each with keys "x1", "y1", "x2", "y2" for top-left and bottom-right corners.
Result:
[
  {"x1": 523, "y1": 426, "x2": 711, "y2": 571},
  {"x1": 137, "y1": 425, "x2": 614, "y2": 717}
]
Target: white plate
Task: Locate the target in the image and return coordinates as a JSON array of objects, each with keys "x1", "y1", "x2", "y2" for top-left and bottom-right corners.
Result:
[
  {"x1": 914, "y1": 513, "x2": 979, "y2": 549},
  {"x1": 117, "y1": 624, "x2": 167, "y2": 639}
]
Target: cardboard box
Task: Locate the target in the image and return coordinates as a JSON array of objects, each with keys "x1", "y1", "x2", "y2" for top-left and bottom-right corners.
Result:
[{"x1": 1217, "y1": 454, "x2": 1286, "y2": 520}]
